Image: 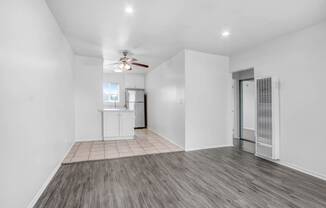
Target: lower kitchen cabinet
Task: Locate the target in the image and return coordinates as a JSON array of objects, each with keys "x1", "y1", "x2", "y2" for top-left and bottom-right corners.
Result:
[
  {"x1": 120, "y1": 112, "x2": 135, "y2": 137},
  {"x1": 103, "y1": 110, "x2": 135, "y2": 139}
]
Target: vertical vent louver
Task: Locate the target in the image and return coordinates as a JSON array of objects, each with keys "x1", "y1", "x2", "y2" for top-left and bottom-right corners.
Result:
[{"x1": 256, "y1": 77, "x2": 280, "y2": 160}]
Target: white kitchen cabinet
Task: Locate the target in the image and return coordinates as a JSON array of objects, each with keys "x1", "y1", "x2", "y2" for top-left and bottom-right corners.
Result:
[
  {"x1": 103, "y1": 112, "x2": 120, "y2": 137},
  {"x1": 125, "y1": 74, "x2": 145, "y2": 89},
  {"x1": 102, "y1": 110, "x2": 135, "y2": 139},
  {"x1": 119, "y1": 112, "x2": 135, "y2": 137}
]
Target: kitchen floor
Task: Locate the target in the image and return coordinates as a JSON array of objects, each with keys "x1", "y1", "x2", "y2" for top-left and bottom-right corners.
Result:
[{"x1": 63, "y1": 129, "x2": 183, "y2": 164}]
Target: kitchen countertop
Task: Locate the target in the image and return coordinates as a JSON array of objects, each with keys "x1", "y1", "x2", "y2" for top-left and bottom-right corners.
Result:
[{"x1": 99, "y1": 108, "x2": 134, "y2": 112}]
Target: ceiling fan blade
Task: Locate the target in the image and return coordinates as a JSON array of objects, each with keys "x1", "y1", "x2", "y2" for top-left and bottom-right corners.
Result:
[
  {"x1": 104, "y1": 62, "x2": 120, "y2": 66},
  {"x1": 132, "y1": 63, "x2": 149, "y2": 68},
  {"x1": 120, "y1": 57, "x2": 138, "y2": 62}
]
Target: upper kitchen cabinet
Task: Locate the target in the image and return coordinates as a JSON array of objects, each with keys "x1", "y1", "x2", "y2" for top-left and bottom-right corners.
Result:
[{"x1": 125, "y1": 74, "x2": 145, "y2": 89}]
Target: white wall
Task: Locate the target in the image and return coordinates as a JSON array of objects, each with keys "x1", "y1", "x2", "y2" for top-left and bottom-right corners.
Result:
[
  {"x1": 0, "y1": 1, "x2": 74, "y2": 207},
  {"x1": 146, "y1": 51, "x2": 186, "y2": 148},
  {"x1": 146, "y1": 50, "x2": 233, "y2": 150},
  {"x1": 230, "y1": 21, "x2": 326, "y2": 179},
  {"x1": 74, "y1": 58, "x2": 145, "y2": 141},
  {"x1": 242, "y1": 80, "x2": 255, "y2": 129},
  {"x1": 74, "y1": 56, "x2": 103, "y2": 141},
  {"x1": 185, "y1": 50, "x2": 232, "y2": 151},
  {"x1": 125, "y1": 73, "x2": 145, "y2": 89}
]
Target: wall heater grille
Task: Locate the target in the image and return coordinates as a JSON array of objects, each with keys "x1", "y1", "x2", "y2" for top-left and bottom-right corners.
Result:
[{"x1": 256, "y1": 77, "x2": 280, "y2": 160}]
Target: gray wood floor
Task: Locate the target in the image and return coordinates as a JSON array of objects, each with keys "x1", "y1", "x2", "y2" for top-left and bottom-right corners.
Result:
[{"x1": 35, "y1": 147, "x2": 326, "y2": 208}]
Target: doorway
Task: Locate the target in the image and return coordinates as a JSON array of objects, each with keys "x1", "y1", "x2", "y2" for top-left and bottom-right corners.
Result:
[
  {"x1": 239, "y1": 79, "x2": 255, "y2": 152},
  {"x1": 232, "y1": 69, "x2": 255, "y2": 153}
]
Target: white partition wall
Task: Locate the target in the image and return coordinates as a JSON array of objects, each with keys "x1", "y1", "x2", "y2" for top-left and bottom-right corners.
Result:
[
  {"x1": 74, "y1": 56, "x2": 103, "y2": 141},
  {"x1": 146, "y1": 50, "x2": 233, "y2": 151},
  {"x1": 146, "y1": 51, "x2": 186, "y2": 148},
  {"x1": 185, "y1": 50, "x2": 233, "y2": 151}
]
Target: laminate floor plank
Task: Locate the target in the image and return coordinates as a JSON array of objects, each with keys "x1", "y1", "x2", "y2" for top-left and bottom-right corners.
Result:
[{"x1": 34, "y1": 147, "x2": 326, "y2": 208}]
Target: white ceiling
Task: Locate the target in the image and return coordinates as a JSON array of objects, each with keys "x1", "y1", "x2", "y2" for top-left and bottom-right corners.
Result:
[{"x1": 46, "y1": 0, "x2": 326, "y2": 72}]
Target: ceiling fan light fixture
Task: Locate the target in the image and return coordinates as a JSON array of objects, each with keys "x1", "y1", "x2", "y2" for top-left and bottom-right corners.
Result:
[
  {"x1": 125, "y1": 5, "x2": 134, "y2": 14},
  {"x1": 221, "y1": 30, "x2": 231, "y2": 38},
  {"x1": 124, "y1": 63, "x2": 131, "y2": 70},
  {"x1": 118, "y1": 62, "x2": 131, "y2": 71},
  {"x1": 106, "y1": 50, "x2": 148, "y2": 73}
]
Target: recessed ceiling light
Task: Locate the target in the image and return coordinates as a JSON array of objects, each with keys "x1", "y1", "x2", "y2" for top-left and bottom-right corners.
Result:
[
  {"x1": 221, "y1": 30, "x2": 231, "y2": 37},
  {"x1": 125, "y1": 5, "x2": 134, "y2": 14}
]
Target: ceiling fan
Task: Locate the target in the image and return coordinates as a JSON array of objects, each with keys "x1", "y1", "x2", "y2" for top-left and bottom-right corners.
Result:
[{"x1": 107, "y1": 50, "x2": 149, "y2": 72}]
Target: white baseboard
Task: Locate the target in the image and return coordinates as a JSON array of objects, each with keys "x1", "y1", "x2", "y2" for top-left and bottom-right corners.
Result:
[
  {"x1": 27, "y1": 141, "x2": 75, "y2": 208},
  {"x1": 147, "y1": 128, "x2": 234, "y2": 152},
  {"x1": 254, "y1": 155, "x2": 326, "y2": 182},
  {"x1": 185, "y1": 143, "x2": 326, "y2": 181},
  {"x1": 277, "y1": 161, "x2": 326, "y2": 181},
  {"x1": 147, "y1": 127, "x2": 185, "y2": 150},
  {"x1": 185, "y1": 144, "x2": 233, "y2": 152},
  {"x1": 74, "y1": 138, "x2": 101, "y2": 142},
  {"x1": 243, "y1": 127, "x2": 255, "y2": 131},
  {"x1": 103, "y1": 136, "x2": 134, "y2": 140},
  {"x1": 75, "y1": 136, "x2": 135, "y2": 142}
]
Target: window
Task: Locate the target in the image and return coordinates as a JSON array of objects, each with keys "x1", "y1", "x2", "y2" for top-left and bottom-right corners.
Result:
[{"x1": 103, "y1": 82, "x2": 120, "y2": 103}]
